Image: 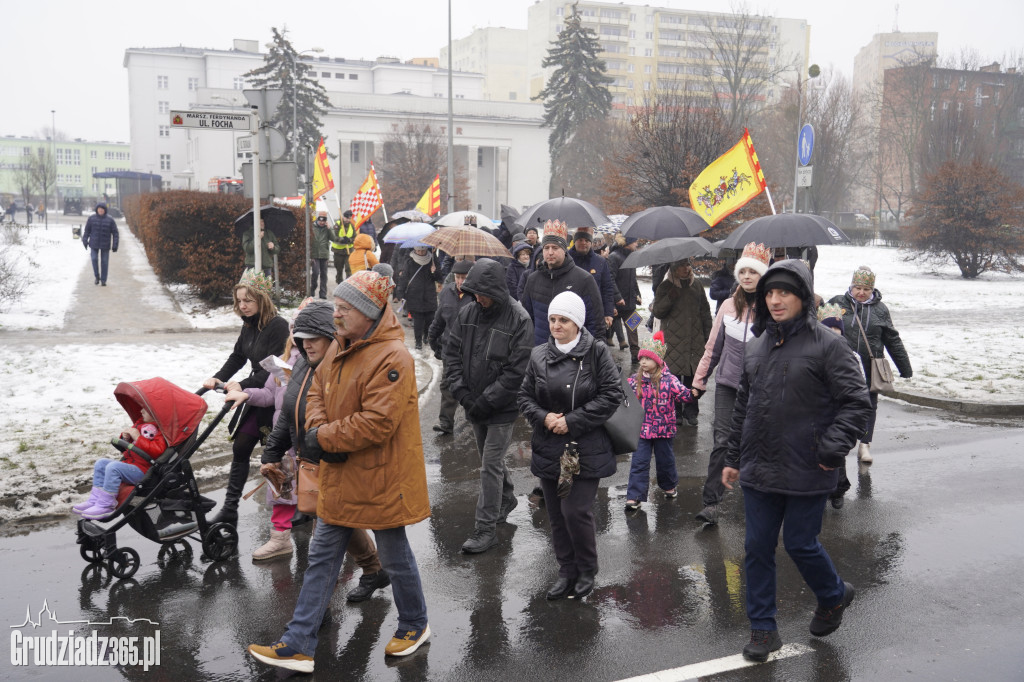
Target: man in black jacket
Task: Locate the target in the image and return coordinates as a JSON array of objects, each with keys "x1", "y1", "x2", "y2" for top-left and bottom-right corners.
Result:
[
  {"x1": 428, "y1": 260, "x2": 476, "y2": 434},
  {"x1": 445, "y1": 259, "x2": 533, "y2": 554},
  {"x1": 606, "y1": 236, "x2": 641, "y2": 361},
  {"x1": 722, "y1": 259, "x2": 871, "y2": 663},
  {"x1": 82, "y1": 202, "x2": 119, "y2": 286},
  {"x1": 519, "y1": 220, "x2": 605, "y2": 346}
]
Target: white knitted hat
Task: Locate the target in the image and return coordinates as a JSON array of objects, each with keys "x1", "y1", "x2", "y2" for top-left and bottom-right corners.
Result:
[{"x1": 548, "y1": 291, "x2": 586, "y2": 329}]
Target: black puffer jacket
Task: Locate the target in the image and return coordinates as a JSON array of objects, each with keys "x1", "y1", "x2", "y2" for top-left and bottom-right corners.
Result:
[
  {"x1": 725, "y1": 260, "x2": 871, "y2": 496},
  {"x1": 518, "y1": 327, "x2": 622, "y2": 480},
  {"x1": 82, "y1": 203, "x2": 119, "y2": 251},
  {"x1": 445, "y1": 260, "x2": 533, "y2": 424},
  {"x1": 394, "y1": 251, "x2": 444, "y2": 313},
  {"x1": 828, "y1": 289, "x2": 913, "y2": 383},
  {"x1": 263, "y1": 302, "x2": 335, "y2": 463},
  {"x1": 607, "y1": 244, "x2": 641, "y2": 316},
  {"x1": 213, "y1": 314, "x2": 290, "y2": 390}
]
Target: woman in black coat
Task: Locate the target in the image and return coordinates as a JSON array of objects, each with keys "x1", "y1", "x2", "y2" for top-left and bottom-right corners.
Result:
[
  {"x1": 518, "y1": 291, "x2": 621, "y2": 601},
  {"x1": 394, "y1": 246, "x2": 444, "y2": 350},
  {"x1": 202, "y1": 270, "x2": 290, "y2": 526}
]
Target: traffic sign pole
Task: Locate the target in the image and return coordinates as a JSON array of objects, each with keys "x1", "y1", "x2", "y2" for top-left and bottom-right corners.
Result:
[{"x1": 251, "y1": 111, "x2": 262, "y2": 274}]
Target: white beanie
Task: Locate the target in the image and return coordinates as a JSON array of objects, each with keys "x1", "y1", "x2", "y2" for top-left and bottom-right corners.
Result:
[{"x1": 548, "y1": 291, "x2": 586, "y2": 329}]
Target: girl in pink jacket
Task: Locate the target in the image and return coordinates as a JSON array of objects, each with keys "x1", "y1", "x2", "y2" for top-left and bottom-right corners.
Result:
[{"x1": 624, "y1": 337, "x2": 693, "y2": 511}]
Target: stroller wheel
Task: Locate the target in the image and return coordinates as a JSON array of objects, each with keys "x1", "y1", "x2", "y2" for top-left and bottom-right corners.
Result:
[
  {"x1": 203, "y1": 523, "x2": 238, "y2": 562},
  {"x1": 108, "y1": 547, "x2": 141, "y2": 580},
  {"x1": 80, "y1": 542, "x2": 104, "y2": 565}
]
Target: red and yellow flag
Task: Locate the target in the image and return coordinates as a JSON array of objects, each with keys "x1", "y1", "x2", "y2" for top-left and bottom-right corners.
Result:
[
  {"x1": 688, "y1": 128, "x2": 767, "y2": 227},
  {"x1": 311, "y1": 137, "x2": 334, "y2": 201},
  {"x1": 414, "y1": 174, "x2": 441, "y2": 216},
  {"x1": 348, "y1": 163, "x2": 383, "y2": 229}
]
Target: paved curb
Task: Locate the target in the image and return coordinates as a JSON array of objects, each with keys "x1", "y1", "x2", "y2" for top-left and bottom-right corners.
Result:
[{"x1": 886, "y1": 389, "x2": 1024, "y2": 418}]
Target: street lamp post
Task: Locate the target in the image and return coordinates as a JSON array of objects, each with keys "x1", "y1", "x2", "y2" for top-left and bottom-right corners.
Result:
[{"x1": 791, "y1": 64, "x2": 820, "y2": 214}]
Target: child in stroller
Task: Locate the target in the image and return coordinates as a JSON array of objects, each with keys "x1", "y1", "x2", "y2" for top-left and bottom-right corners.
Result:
[{"x1": 73, "y1": 410, "x2": 168, "y2": 519}]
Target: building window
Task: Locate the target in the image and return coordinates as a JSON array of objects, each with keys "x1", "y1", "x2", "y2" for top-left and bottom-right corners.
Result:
[
  {"x1": 73, "y1": 150, "x2": 80, "y2": 165},
  {"x1": 321, "y1": 72, "x2": 331, "y2": 78},
  {"x1": 958, "y1": 76, "x2": 967, "y2": 91},
  {"x1": 336, "y1": 73, "x2": 345, "y2": 78},
  {"x1": 477, "y1": 148, "x2": 484, "y2": 167},
  {"x1": 930, "y1": 102, "x2": 936, "y2": 121},
  {"x1": 159, "y1": 154, "x2": 171, "y2": 171},
  {"x1": 159, "y1": 125, "x2": 170, "y2": 137},
  {"x1": 630, "y1": 13, "x2": 636, "y2": 21},
  {"x1": 351, "y1": 143, "x2": 360, "y2": 163},
  {"x1": 645, "y1": 31, "x2": 653, "y2": 39},
  {"x1": 627, "y1": 79, "x2": 634, "y2": 89},
  {"x1": 644, "y1": 48, "x2": 653, "y2": 57},
  {"x1": 556, "y1": 6, "x2": 564, "y2": 15},
  {"x1": 91, "y1": 150, "x2": 96, "y2": 159},
  {"x1": 629, "y1": 30, "x2": 636, "y2": 38},
  {"x1": 188, "y1": 77, "x2": 199, "y2": 91},
  {"x1": 644, "y1": 81, "x2": 651, "y2": 90},
  {"x1": 644, "y1": 64, "x2": 651, "y2": 73},
  {"x1": 627, "y1": 63, "x2": 635, "y2": 73},
  {"x1": 233, "y1": 77, "x2": 245, "y2": 90},
  {"x1": 158, "y1": 101, "x2": 169, "y2": 114},
  {"x1": 348, "y1": 73, "x2": 358, "y2": 80},
  {"x1": 157, "y1": 75, "x2": 168, "y2": 89},
  {"x1": 629, "y1": 47, "x2": 636, "y2": 56},
  {"x1": 975, "y1": 86, "x2": 984, "y2": 107}
]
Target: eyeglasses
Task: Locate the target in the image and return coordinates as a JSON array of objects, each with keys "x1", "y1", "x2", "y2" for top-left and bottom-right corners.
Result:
[{"x1": 334, "y1": 303, "x2": 355, "y2": 314}]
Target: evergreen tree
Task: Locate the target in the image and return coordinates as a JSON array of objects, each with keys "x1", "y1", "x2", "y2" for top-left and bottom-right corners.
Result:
[
  {"x1": 243, "y1": 27, "x2": 332, "y2": 178},
  {"x1": 535, "y1": 4, "x2": 613, "y2": 162}
]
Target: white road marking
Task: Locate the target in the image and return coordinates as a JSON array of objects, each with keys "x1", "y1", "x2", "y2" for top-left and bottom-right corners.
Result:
[{"x1": 614, "y1": 643, "x2": 813, "y2": 682}]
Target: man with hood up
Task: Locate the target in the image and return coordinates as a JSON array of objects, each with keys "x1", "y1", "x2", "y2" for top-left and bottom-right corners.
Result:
[
  {"x1": 722, "y1": 259, "x2": 871, "y2": 663},
  {"x1": 444, "y1": 259, "x2": 534, "y2": 554},
  {"x1": 82, "y1": 202, "x2": 120, "y2": 286}
]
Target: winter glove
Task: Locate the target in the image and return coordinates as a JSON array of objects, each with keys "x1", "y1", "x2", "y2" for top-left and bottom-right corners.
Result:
[
  {"x1": 459, "y1": 395, "x2": 475, "y2": 411},
  {"x1": 262, "y1": 462, "x2": 287, "y2": 492},
  {"x1": 303, "y1": 427, "x2": 325, "y2": 464},
  {"x1": 466, "y1": 398, "x2": 489, "y2": 422},
  {"x1": 112, "y1": 247, "x2": 117, "y2": 253},
  {"x1": 901, "y1": 370, "x2": 913, "y2": 379}
]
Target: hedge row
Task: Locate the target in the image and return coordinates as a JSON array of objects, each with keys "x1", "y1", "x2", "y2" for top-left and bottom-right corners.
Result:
[{"x1": 123, "y1": 191, "x2": 313, "y2": 302}]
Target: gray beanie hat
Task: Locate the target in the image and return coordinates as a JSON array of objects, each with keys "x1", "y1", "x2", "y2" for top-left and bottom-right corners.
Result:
[{"x1": 332, "y1": 270, "x2": 393, "y2": 320}]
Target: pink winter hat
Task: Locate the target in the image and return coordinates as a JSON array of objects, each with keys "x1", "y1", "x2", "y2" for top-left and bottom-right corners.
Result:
[{"x1": 637, "y1": 337, "x2": 666, "y2": 367}]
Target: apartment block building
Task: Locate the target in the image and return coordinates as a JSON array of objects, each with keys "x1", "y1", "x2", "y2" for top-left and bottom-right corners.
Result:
[{"x1": 0, "y1": 135, "x2": 131, "y2": 204}]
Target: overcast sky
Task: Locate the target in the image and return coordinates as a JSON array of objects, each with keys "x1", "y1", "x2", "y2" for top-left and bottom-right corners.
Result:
[{"x1": 3, "y1": 0, "x2": 1020, "y2": 142}]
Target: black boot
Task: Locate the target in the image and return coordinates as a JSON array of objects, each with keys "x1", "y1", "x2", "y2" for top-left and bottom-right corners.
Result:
[{"x1": 208, "y1": 461, "x2": 249, "y2": 526}]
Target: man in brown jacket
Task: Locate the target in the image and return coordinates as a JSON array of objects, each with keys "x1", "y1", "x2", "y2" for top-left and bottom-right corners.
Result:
[{"x1": 248, "y1": 270, "x2": 431, "y2": 674}]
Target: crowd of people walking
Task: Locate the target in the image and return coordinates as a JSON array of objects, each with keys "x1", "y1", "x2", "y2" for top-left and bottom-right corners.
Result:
[{"x1": 184, "y1": 215, "x2": 913, "y2": 672}]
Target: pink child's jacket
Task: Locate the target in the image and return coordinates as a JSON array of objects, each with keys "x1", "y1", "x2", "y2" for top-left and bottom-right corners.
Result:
[{"x1": 628, "y1": 369, "x2": 693, "y2": 440}]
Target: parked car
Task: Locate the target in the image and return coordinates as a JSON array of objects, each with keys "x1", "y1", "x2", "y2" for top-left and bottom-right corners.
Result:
[
  {"x1": 854, "y1": 213, "x2": 870, "y2": 225},
  {"x1": 64, "y1": 198, "x2": 83, "y2": 215}
]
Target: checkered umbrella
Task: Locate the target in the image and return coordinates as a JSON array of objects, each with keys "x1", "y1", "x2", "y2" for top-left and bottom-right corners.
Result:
[{"x1": 420, "y1": 226, "x2": 512, "y2": 258}]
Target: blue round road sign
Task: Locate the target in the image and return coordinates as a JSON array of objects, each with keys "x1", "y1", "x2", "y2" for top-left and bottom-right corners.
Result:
[{"x1": 798, "y1": 124, "x2": 814, "y2": 166}]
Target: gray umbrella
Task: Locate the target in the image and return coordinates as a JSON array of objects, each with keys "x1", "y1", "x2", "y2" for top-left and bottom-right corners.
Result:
[
  {"x1": 720, "y1": 213, "x2": 849, "y2": 250},
  {"x1": 620, "y1": 237, "x2": 719, "y2": 268},
  {"x1": 619, "y1": 206, "x2": 710, "y2": 241},
  {"x1": 515, "y1": 196, "x2": 609, "y2": 230}
]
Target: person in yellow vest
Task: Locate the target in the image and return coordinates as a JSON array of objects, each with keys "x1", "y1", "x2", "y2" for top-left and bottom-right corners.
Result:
[{"x1": 330, "y1": 210, "x2": 357, "y2": 283}]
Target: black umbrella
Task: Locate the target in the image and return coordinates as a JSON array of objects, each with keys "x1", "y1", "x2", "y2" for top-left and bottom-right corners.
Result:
[
  {"x1": 234, "y1": 205, "x2": 296, "y2": 239},
  {"x1": 515, "y1": 196, "x2": 609, "y2": 230},
  {"x1": 620, "y1": 237, "x2": 719, "y2": 269},
  {"x1": 719, "y1": 213, "x2": 849, "y2": 250},
  {"x1": 619, "y1": 206, "x2": 710, "y2": 241}
]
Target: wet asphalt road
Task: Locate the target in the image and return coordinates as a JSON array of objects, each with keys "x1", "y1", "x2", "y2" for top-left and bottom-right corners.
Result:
[{"x1": 2, "y1": 361, "x2": 1023, "y2": 682}]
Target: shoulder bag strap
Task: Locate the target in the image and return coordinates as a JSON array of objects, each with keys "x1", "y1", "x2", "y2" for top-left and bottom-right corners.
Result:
[{"x1": 853, "y1": 312, "x2": 876, "y2": 360}]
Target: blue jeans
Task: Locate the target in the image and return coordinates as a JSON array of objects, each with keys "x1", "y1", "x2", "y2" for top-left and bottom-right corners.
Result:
[
  {"x1": 742, "y1": 486, "x2": 845, "y2": 630},
  {"x1": 282, "y1": 522, "x2": 427, "y2": 657},
  {"x1": 93, "y1": 459, "x2": 145, "y2": 494},
  {"x1": 90, "y1": 248, "x2": 110, "y2": 283},
  {"x1": 626, "y1": 438, "x2": 677, "y2": 503}
]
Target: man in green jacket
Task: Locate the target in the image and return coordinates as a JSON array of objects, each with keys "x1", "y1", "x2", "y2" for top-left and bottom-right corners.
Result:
[
  {"x1": 311, "y1": 211, "x2": 332, "y2": 299},
  {"x1": 242, "y1": 219, "x2": 275, "y2": 277}
]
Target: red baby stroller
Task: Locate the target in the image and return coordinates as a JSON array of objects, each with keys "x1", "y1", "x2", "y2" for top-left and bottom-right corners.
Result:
[{"x1": 76, "y1": 378, "x2": 239, "y2": 580}]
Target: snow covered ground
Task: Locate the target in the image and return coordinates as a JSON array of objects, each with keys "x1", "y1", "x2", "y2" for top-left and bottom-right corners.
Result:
[{"x1": 0, "y1": 222, "x2": 1020, "y2": 523}]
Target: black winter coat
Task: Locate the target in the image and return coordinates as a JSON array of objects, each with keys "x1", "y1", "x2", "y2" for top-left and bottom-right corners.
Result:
[
  {"x1": 607, "y1": 245, "x2": 641, "y2": 315},
  {"x1": 709, "y1": 267, "x2": 737, "y2": 314},
  {"x1": 725, "y1": 260, "x2": 871, "y2": 496},
  {"x1": 445, "y1": 260, "x2": 534, "y2": 425},
  {"x1": 518, "y1": 328, "x2": 621, "y2": 480},
  {"x1": 428, "y1": 281, "x2": 476, "y2": 356},
  {"x1": 519, "y1": 255, "x2": 606, "y2": 346},
  {"x1": 570, "y1": 248, "x2": 618, "y2": 316},
  {"x1": 828, "y1": 290, "x2": 913, "y2": 384},
  {"x1": 82, "y1": 204, "x2": 119, "y2": 251},
  {"x1": 394, "y1": 252, "x2": 444, "y2": 313},
  {"x1": 213, "y1": 314, "x2": 291, "y2": 390}
]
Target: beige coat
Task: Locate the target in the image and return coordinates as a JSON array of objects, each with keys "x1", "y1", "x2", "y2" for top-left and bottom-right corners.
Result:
[{"x1": 305, "y1": 305, "x2": 430, "y2": 529}]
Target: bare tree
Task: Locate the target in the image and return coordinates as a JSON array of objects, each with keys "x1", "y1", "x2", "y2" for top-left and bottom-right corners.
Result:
[
  {"x1": 602, "y1": 86, "x2": 732, "y2": 210},
  {"x1": 30, "y1": 150, "x2": 56, "y2": 220},
  {"x1": 695, "y1": 2, "x2": 796, "y2": 131},
  {"x1": 376, "y1": 120, "x2": 467, "y2": 213}
]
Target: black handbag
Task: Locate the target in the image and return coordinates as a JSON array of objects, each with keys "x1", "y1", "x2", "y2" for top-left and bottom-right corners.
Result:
[{"x1": 604, "y1": 374, "x2": 644, "y2": 455}]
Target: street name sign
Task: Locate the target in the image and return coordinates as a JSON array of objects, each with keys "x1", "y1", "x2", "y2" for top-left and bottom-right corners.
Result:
[{"x1": 170, "y1": 110, "x2": 253, "y2": 131}]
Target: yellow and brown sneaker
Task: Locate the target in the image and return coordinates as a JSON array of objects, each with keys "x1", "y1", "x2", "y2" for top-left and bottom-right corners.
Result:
[
  {"x1": 384, "y1": 624, "x2": 431, "y2": 657},
  {"x1": 247, "y1": 641, "x2": 314, "y2": 673}
]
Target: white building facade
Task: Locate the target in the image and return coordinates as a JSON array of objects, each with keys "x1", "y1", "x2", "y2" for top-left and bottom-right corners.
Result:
[{"x1": 123, "y1": 40, "x2": 549, "y2": 214}]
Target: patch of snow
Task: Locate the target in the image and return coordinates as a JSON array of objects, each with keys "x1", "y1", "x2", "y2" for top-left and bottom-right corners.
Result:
[{"x1": 0, "y1": 225, "x2": 85, "y2": 329}]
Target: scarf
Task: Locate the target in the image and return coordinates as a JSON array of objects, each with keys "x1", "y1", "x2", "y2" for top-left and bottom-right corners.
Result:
[
  {"x1": 555, "y1": 333, "x2": 581, "y2": 354},
  {"x1": 411, "y1": 251, "x2": 432, "y2": 266}
]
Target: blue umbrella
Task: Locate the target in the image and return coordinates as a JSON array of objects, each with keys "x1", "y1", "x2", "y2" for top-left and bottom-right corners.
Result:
[
  {"x1": 400, "y1": 239, "x2": 433, "y2": 249},
  {"x1": 384, "y1": 222, "x2": 434, "y2": 244}
]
